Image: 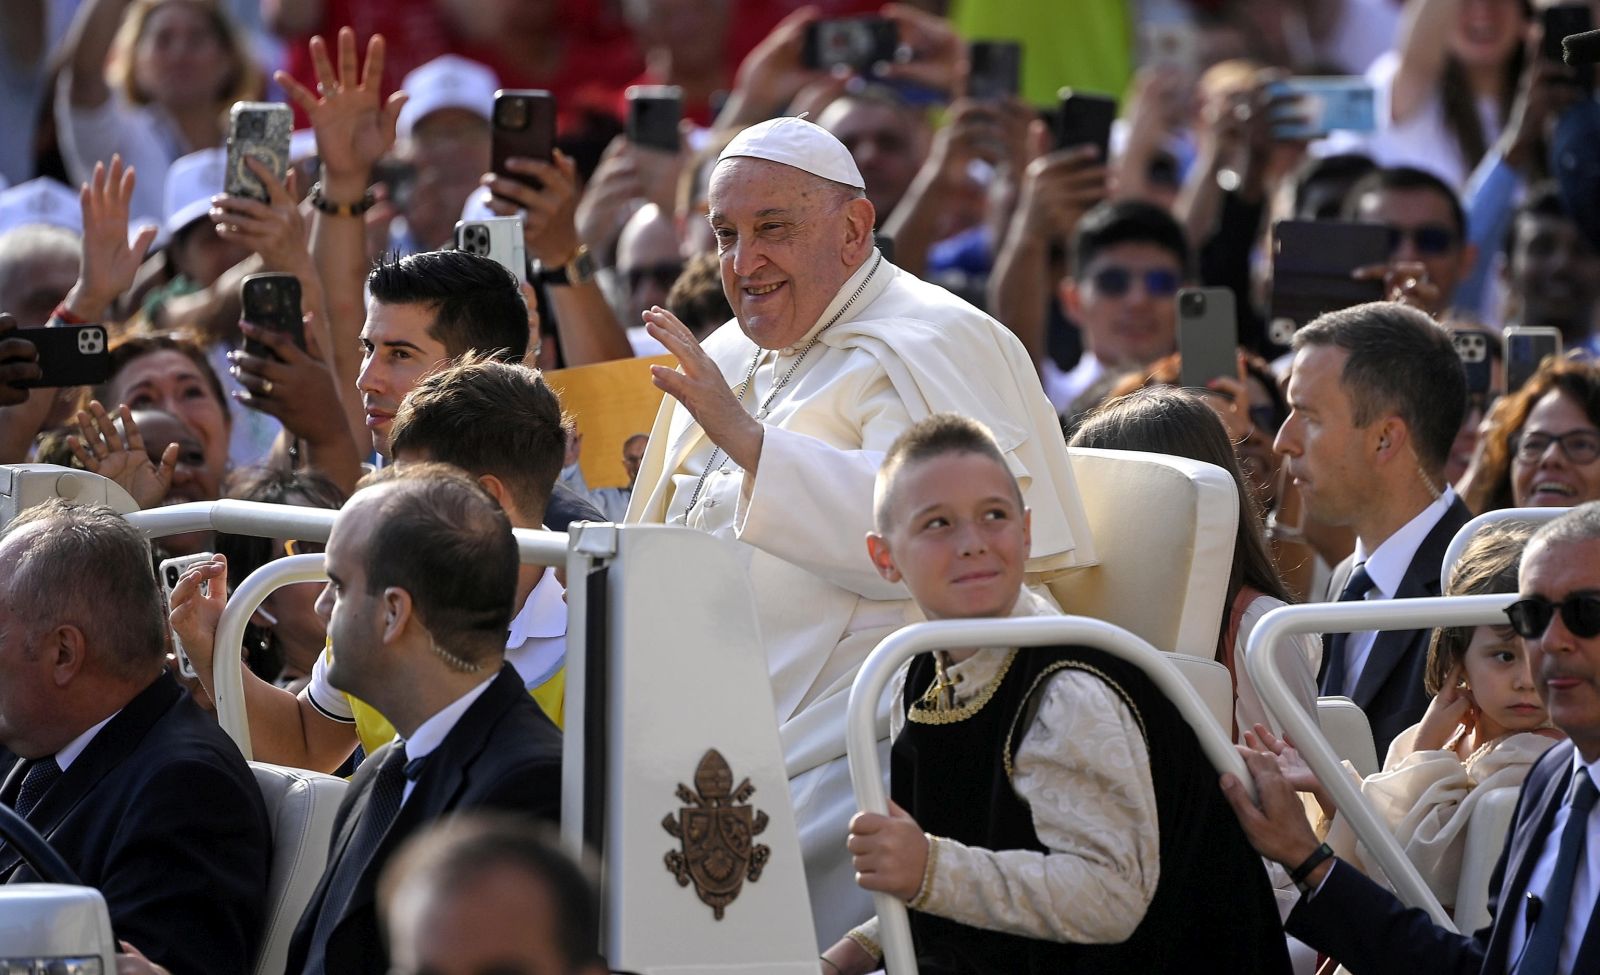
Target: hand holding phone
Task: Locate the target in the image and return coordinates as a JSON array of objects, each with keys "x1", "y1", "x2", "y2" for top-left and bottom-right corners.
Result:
[
  {"x1": 967, "y1": 41, "x2": 1021, "y2": 99},
  {"x1": 226, "y1": 102, "x2": 293, "y2": 203},
  {"x1": 163, "y1": 553, "x2": 224, "y2": 683},
  {"x1": 802, "y1": 17, "x2": 899, "y2": 71},
  {"x1": 240, "y1": 273, "x2": 305, "y2": 360},
  {"x1": 18, "y1": 323, "x2": 110, "y2": 388},
  {"x1": 492, "y1": 90, "x2": 557, "y2": 197},
  {"x1": 1054, "y1": 89, "x2": 1117, "y2": 160},
  {"x1": 0, "y1": 312, "x2": 41, "y2": 403}
]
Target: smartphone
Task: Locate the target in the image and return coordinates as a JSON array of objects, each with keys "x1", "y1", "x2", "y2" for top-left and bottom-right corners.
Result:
[
  {"x1": 1450, "y1": 328, "x2": 1492, "y2": 397},
  {"x1": 1177, "y1": 288, "x2": 1240, "y2": 392},
  {"x1": 491, "y1": 90, "x2": 557, "y2": 197},
  {"x1": 1543, "y1": 4, "x2": 1594, "y2": 87},
  {"x1": 967, "y1": 40, "x2": 1022, "y2": 99},
  {"x1": 1054, "y1": 89, "x2": 1117, "y2": 159},
  {"x1": 240, "y1": 273, "x2": 305, "y2": 360},
  {"x1": 801, "y1": 17, "x2": 899, "y2": 71},
  {"x1": 160, "y1": 552, "x2": 215, "y2": 680},
  {"x1": 15, "y1": 323, "x2": 110, "y2": 388},
  {"x1": 1266, "y1": 78, "x2": 1376, "y2": 139},
  {"x1": 1269, "y1": 219, "x2": 1389, "y2": 325},
  {"x1": 454, "y1": 216, "x2": 528, "y2": 283},
  {"x1": 626, "y1": 85, "x2": 683, "y2": 152},
  {"x1": 225, "y1": 102, "x2": 292, "y2": 202},
  {"x1": 1503, "y1": 326, "x2": 1563, "y2": 392}
]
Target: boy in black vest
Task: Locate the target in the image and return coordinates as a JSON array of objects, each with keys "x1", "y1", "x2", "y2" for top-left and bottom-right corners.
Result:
[{"x1": 818, "y1": 413, "x2": 1291, "y2": 975}]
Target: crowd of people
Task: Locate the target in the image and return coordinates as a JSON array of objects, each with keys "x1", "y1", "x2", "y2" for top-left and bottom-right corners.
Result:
[{"x1": 1, "y1": 1, "x2": 1600, "y2": 973}]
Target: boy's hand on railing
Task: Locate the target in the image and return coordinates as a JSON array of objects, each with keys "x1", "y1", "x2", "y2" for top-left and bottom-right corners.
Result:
[{"x1": 847, "y1": 799, "x2": 930, "y2": 902}]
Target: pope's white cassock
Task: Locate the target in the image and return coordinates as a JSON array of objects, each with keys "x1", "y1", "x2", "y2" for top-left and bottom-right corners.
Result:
[{"x1": 627, "y1": 250, "x2": 1096, "y2": 945}]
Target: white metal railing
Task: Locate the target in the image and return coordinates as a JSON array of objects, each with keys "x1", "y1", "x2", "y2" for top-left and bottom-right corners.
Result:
[
  {"x1": 1246, "y1": 594, "x2": 1519, "y2": 932},
  {"x1": 1439, "y1": 507, "x2": 1561, "y2": 590},
  {"x1": 847, "y1": 617, "x2": 1250, "y2": 975},
  {"x1": 126, "y1": 500, "x2": 569, "y2": 757}
]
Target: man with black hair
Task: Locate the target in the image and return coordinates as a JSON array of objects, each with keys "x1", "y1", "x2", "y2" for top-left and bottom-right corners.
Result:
[
  {"x1": 1275, "y1": 300, "x2": 1472, "y2": 756},
  {"x1": 380, "y1": 814, "x2": 607, "y2": 975},
  {"x1": 1343, "y1": 166, "x2": 1474, "y2": 317},
  {"x1": 1500, "y1": 183, "x2": 1600, "y2": 350},
  {"x1": 1043, "y1": 199, "x2": 1190, "y2": 413},
  {"x1": 285, "y1": 467, "x2": 562, "y2": 975},
  {"x1": 359, "y1": 249, "x2": 530, "y2": 457}
]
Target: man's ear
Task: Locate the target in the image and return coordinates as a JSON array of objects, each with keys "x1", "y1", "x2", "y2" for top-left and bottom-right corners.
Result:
[
  {"x1": 382, "y1": 588, "x2": 414, "y2": 645},
  {"x1": 866, "y1": 532, "x2": 902, "y2": 584},
  {"x1": 49, "y1": 625, "x2": 88, "y2": 688},
  {"x1": 1372, "y1": 415, "x2": 1409, "y2": 462},
  {"x1": 842, "y1": 197, "x2": 877, "y2": 265},
  {"x1": 1061, "y1": 277, "x2": 1083, "y2": 319},
  {"x1": 1022, "y1": 507, "x2": 1033, "y2": 553},
  {"x1": 476, "y1": 473, "x2": 523, "y2": 524}
]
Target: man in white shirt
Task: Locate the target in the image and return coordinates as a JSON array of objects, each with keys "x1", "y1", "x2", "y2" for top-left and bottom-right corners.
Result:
[
  {"x1": 285, "y1": 467, "x2": 562, "y2": 975},
  {"x1": 1040, "y1": 199, "x2": 1189, "y2": 415},
  {"x1": 1224, "y1": 501, "x2": 1600, "y2": 975},
  {"x1": 1274, "y1": 300, "x2": 1472, "y2": 757}
]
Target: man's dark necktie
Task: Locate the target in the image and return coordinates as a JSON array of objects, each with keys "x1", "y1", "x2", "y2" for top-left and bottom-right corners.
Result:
[
  {"x1": 303, "y1": 742, "x2": 409, "y2": 975},
  {"x1": 1517, "y1": 769, "x2": 1598, "y2": 975},
  {"x1": 13, "y1": 758, "x2": 61, "y2": 818},
  {"x1": 1320, "y1": 563, "x2": 1374, "y2": 696}
]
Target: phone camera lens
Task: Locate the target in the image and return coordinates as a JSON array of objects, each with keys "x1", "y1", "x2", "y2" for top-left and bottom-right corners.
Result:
[{"x1": 1180, "y1": 292, "x2": 1206, "y2": 316}]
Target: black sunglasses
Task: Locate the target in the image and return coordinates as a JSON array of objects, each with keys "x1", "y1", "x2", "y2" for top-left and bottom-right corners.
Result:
[
  {"x1": 1386, "y1": 223, "x2": 1457, "y2": 257},
  {"x1": 1090, "y1": 266, "x2": 1181, "y2": 299},
  {"x1": 625, "y1": 262, "x2": 684, "y2": 291},
  {"x1": 1505, "y1": 593, "x2": 1600, "y2": 639}
]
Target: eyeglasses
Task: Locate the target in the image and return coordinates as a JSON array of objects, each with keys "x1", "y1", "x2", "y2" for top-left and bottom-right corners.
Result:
[
  {"x1": 1386, "y1": 224, "x2": 1457, "y2": 256},
  {"x1": 1505, "y1": 593, "x2": 1600, "y2": 639},
  {"x1": 1090, "y1": 266, "x2": 1181, "y2": 299},
  {"x1": 283, "y1": 539, "x2": 325, "y2": 557},
  {"x1": 624, "y1": 262, "x2": 684, "y2": 291},
  {"x1": 1513, "y1": 429, "x2": 1600, "y2": 465}
]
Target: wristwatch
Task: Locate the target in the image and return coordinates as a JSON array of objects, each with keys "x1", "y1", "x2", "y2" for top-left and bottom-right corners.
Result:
[{"x1": 537, "y1": 244, "x2": 597, "y2": 286}]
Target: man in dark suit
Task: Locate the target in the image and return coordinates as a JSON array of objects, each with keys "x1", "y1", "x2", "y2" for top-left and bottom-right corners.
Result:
[
  {"x1": 285, "y1": 466, "x2": 562, "y2": 975},
  {"x1": 1274, "y1": 300, "x2": 1470, "y2": 756},
  {"x1": 0, "y1": 499, "x2": 271, "y2": 975},
  {"x1": 1223, "y1": 501, "x2": 1600, "y2": 974}
]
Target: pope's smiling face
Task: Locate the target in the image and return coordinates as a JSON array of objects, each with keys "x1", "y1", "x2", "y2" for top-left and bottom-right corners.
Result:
[{"x1": 707, "y1": 157, "x2": 875, "y2": 351}]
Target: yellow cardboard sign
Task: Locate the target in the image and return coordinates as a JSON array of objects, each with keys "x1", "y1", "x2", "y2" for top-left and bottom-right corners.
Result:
[{"x1": 543, "y1": 354, "x2": 674, "y2": 489}]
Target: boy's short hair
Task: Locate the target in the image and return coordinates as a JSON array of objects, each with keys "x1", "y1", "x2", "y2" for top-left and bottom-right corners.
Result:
[
  {"x1": 367, "y1": 249, "x2": 530, "y2": 361},
  {"x1": 874, "y1": 413, "x2": 1019, "y2": 532},
  {"x1": 1070, "y1": 199, "x2": 1191, "y2": 280}
]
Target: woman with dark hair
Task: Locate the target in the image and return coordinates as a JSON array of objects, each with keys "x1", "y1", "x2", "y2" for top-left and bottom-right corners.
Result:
[
  {"x1": 1461, "y1": 357, "x2": 1600, "y2": 512},
  {"x1": 91, "y1": 332, "x2": 233, "y2": 490},
  {"x1": 214, "y1": 466, "x2": 346, "y2": 687},
  {"x1": 1069, "y1": 386, "x2": 1318, "y2": 740},
  {"x1": 56, "y1": 0, "x2": 261, "y2": 219},
  {"x1": 1365, "y1": 0, "x2": 1530, "y2": 187}
]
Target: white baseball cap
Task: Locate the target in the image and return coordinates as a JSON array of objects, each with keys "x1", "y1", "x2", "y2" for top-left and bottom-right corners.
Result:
[
  {"x1": 0, "y1": 177, "x2": 83, "y2": 236},
  {"x1": 716, "y1": 115, "x2": 865, "y2": 189},
  {"x1": 162, "y1": 147, "x2": 227, "y2": 246},
  {"x1": 397, "y1": 55, "x2": 498, "y2": 140}
]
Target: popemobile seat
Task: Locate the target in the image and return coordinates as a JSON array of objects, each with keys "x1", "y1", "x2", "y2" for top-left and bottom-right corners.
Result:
[
  {"x1": 1047, "y1": 447, "x2": 1241, "y2": 730},
  {"x1": 249, "y1": 761, "x2": 348, "y2": 975},
  {"x1": 1317, "y1": 696, "x2": 1380, "y2": 777}
]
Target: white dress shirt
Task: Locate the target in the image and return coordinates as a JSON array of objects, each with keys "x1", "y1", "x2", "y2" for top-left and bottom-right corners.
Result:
[
  {"x1": 1505, "y1": 750, "x2": 1600, "y2": 973},
  {"x1": 1338, "y1": 487, "x2": 1456, "y2": 698},
  {"x1": 504, "y1": 566, "x2": 567, "y2": 693},
  {"x1": 1041, "y1": 353, "x2": 1108, "y2": 414},
  {"x1": 395, "y1": 673, "x2": 497, "y2": 805}
]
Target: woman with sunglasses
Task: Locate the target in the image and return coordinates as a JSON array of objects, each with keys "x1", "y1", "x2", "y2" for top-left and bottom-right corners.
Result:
[
  {"x1": 1253, "y1": 522, "x2": 1560, "y2": 912},
  {"x1": 1462, "y1": 357, "x2": 1600, "y2": 512}
]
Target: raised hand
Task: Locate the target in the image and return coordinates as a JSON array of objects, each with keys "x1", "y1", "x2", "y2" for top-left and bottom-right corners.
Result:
[
  {"x1": 643, "y1": 305, "x2": 764, "y2": 473},
  {"x1": 68, "y1": 400, "x2": 177, "y2": 509},
  {"x1": 64, "y1": 155, "x2": 159, "y2": 322},
  {"x1": 1016, "y1": 143, "x2": 1109, "y2": 243},
  {"x1": 1244, "y1": 723, "x2": 1334, "y2": 818},
  {"x1": 878, "y1": 3, "x2": 966, "y2": 96},
  {"x1": 276, "y1": 29, "x2": 406, "y2": 196},
  {"x1": 1352, "y1": 260, "x2": 1443, "y2": 316},
  {"x1": 1415, "y1": 663, "x2": 1473, "y2": 752},
  {"x1": 1220, "y1": 746, "x2": 1328, "y2": 876},
  {"x1": 211, "y1": 158, "x2": 311, "y2": 274},
  {"x1": 168, "y1": 555, "x2": 228, "y2": 692},
  {"x1": 847, "y1": 800, "x2": 930, "y2": 901}
]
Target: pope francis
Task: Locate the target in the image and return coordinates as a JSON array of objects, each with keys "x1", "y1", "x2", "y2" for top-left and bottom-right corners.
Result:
[{"x1": 626, "y1": 116, "x2": 1095, "y2": 945}]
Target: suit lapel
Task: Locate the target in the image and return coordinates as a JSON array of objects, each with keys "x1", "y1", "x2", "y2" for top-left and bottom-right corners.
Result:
[
  {"x1": 1486, "y1": 742, "x2": 1574, "y2": 968},
  {"x1": 0, "y1": 673, "x2": 180, "y2": 878},
  {"x1": 1350, "y1": 499, "x2": 1471, "y2": 707},
  {"x1": 326, "y1": 665, "x2": 522, "y2": 930}
]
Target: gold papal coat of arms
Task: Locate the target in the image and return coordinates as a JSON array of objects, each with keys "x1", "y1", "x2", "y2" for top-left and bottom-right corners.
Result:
[{"x1": 662, "y1": 749, "x2": 771, "y2": 919}]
